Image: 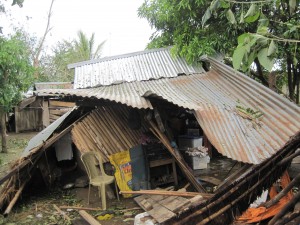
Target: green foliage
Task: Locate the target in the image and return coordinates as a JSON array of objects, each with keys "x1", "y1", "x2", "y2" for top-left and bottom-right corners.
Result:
[
  {"x1": 0, "y1": 32, "x2": 34, "y2": 112},
  {"x1": 12, "y1": 0, "x2": 24, "y2": 7},
  {"x1": 139, "y1": 0, "x2": 300, "y2": 102},
  {"x1": 39, "y1": 30, "x2": 106, "y2": 82}
]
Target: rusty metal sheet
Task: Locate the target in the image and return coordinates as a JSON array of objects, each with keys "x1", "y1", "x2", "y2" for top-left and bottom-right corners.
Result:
[
  {"x1": 37, "y1": 58, "x2": 300, "y2": 164},
  {"x1": 37, "y1": 82, "x2": 153, "y2": 109}
]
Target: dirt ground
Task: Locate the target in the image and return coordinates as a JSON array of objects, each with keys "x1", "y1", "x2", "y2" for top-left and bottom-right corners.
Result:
[{"x1": 0, "y1": 132, "x2": 144, "y2": 225}]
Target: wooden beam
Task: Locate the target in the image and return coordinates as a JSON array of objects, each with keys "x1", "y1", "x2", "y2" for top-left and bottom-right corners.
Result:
[
  {"x1": 17, "y1": 96, "x2": 36, "y2": 110},
  {"x1": 120, "y1": 190, "x2": 213, "y2": 198}
]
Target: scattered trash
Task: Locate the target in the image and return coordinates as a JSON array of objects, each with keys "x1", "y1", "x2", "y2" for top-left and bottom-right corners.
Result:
[
  {"x1": 62, "y1": 183, "x2": 75, "y2": 190},
  {"x1": 185, "y1": 146, "x2": 208, "y2": 157},
  {"x1": 134, "y1": 212, "x2": 157, "y2": 225},
  {"x1": 36, "y1": 213, "x2": 43, "y2": 218},
  {"x1": 96, "y1": 213, "x2": 114, "y2": 220},
  {"x1": 123, "y1": 217, "x2": 135, "y2": 222},
  {"x1": 123, "y1": 211, "x2": 134, "y2": 218}
]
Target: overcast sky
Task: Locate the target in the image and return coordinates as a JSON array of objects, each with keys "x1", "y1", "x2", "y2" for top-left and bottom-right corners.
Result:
[{"x1": 2, "y1": 0, "x2": 153, "y2": 57}]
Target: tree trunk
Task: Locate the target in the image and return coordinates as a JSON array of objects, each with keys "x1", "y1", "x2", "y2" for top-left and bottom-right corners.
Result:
[
  {"x1": 0, "y1": 109, "x2": 7, "y2": 153},
  {"x1": 295, "y1": 64, "x2": 300, "y2": 104},
  {"x1": 287, "y1": 54, "x2": 294, "y2": 101},
  {"x1": 268, "y1": 71, "x2": 277, "y2": 91},
  {"x1": 254, "y1": 58, "x2": 269, "y2": 86}
]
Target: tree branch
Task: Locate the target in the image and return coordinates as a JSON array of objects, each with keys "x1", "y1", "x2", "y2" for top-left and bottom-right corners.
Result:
[{"x1": 33, "y1": 0, "x2": 55, "y2": 77}]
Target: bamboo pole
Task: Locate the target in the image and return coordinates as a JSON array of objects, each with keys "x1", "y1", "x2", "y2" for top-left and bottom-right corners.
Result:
[
  {"x1": 98, "y1": 109, "x2": 132, "y2": 148},
  {"x1": 264, "y1": 173, "x2": 300, "y2": 208},
  {"x1": 72, "y1": 123, "x2": 91, "y2": 152},
  {"x1": 268, "y1": 191, "x2": 300, "y2": 225},
  {"x1": 4, "y1": 179, "x2": 28, "y2": 215},
  {"x1": 171, "y1": 132, "x2": 300, "y2": 225},
  {"x1": 85, "y1": 115, "x2": 115, "y2": 156},
  {"x1": 83, "y1": 113, "x2": 110, "y2": 154},
  {"x1": 92, "y1": 111, "x2": 119, "y2": 155},
  {"x1": 119, "y1": 106, "x2": 143, "y2": 141},
  {"x1": 88, "y1": 112, "x2": 122, "y2": 153},
  {"x1": 80, "y1": 117, "x2": 109, "y2": 161},
  {"x1": 109, "y1": 107, "x2": 138, "y2": 145},
  {"x1": 95, "y1": 110, "x2": 127, "y2": 150}
]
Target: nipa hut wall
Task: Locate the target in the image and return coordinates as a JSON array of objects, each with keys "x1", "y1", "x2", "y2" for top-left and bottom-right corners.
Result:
[{"x1": 15, "y1": 99, "x2": 43, "y2": 133}]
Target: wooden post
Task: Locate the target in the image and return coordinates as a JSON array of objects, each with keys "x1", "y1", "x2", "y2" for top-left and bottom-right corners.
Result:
[
  {"x1": 14, "y1": 107, "x2": 20, "y2": 134},
  {"x1": 0, "y1": 108, "x2": 7, "y2": 153},
  {"x1": 42, "y1": 99, "x2": 50, "y2": 128}
]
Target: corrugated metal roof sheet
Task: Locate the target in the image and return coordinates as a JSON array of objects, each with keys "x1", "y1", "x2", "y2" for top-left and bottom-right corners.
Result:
[
  {"x1": 37, "y1": 58, "x2": 300, "y2": 165},
  {"x1": 69, "y1": 48, "x2": 204, "y2": 89},
  {"x1": 34, "y1": 82, "x2": 73, "y2": 90},
  {"x1": 22, "y1": 109, "x2": 75, "y2": 157}
]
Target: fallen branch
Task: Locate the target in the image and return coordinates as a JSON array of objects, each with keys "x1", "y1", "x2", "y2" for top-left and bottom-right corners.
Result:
[
  {"x1": 53, "y1": 204, "x2": 71, "y2": 223},
  {"x1": 120, "y1": 190, "x2": 213, "y2": 198},
  {"x1": 60, "y1": 205, "x2": 102, "y2": 211},
  {"x1": 59, "y1": 205, "x2": 141, "y2": 212},
  {"x1": 79, "y1": 210, "x2": 102, "y2": 225}
]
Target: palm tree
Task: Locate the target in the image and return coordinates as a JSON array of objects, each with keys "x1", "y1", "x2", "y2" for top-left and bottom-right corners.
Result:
[{"x1": 73, "y1": 30, "x2": 106, "y2": 61}]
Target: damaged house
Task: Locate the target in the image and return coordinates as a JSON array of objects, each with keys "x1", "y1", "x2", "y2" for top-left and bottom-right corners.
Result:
[
  {"x1": 0, "y1": 48, "x2": 299, "y2": 225},
  {"x1": 7, "y1": 82, "x2": 75, "y2": 133}
]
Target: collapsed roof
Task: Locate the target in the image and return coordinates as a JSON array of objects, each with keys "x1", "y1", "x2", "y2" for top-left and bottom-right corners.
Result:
[{"x1": 37, "y1": 47, "x2": 300, "y2": 165}]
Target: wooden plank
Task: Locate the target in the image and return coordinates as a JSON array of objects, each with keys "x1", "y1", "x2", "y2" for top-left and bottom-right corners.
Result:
[
  {"x1": 147, "y1": 204, "x2": 176, "y2": 223},
  {"x1": 160, "y1": 196, "x2": 190, "y2": 213},
  {"x1": 79, "y1": 210, "x2": 102, "y2": 225},
  {"x1": 49, "y1": 114, "x2": 61, "y2": 120},
  {"x1": 121, "y1": 190, "x2": 213, "y2": 198},
  {"x1": 149, "y1": 158, "x2": 173, "y2": 167},
  {"x1": 148, "y1": 194, "x2": 169, "y2": 202},
  {"x1": 292, "y1": 156, "x2": 300, "y2": 164},
  {"x1": 50, "y1": 109, "x2": 71, "y2": 116},
  {"x1": 189, "y1": 195, "x2": 205, "y2": 207},
  {"x1": 49, "y1": 100, "x2": 75, "y2": 108},
  {"x1": 140, "y1": 199, "x2": 153, "y2": 211},
  {"x1": 197, "y1": 176, "x2": 222, "y2": 186}
]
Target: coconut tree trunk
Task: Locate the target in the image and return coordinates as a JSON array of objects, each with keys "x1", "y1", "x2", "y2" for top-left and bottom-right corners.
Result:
[{"x1": 0, "y1": 108, "x2": 7, "y2": 153}]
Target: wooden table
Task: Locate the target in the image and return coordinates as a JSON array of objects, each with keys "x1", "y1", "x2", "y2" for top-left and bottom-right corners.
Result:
[{"x1": 149, "y1": 157, "x2": 178, "y2": 187}]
